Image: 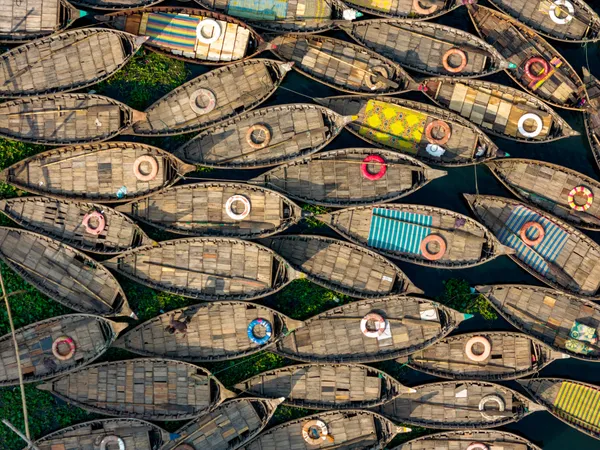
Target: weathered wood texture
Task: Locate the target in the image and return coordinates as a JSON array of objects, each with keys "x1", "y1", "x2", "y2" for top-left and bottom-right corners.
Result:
[
  {"x1": 422, "y1": 77, "x2": 578, "y2": 142},
  {"x1": 116, "y1": 182, "x2": 302, "y2": 239},
  {"x1": 132, "y1": 59, "x2": 292, "y2": 136},
  {"x1": 341, "y1": 0, "x2": 459, "y2": 20},
  {"x1": 0, "y1": 314, "x2": 126, "y2": 386},
  {"x1": 0, "y1": 28, "x2": 144, "y2": 98},
  {"x1": 583, "y1": 67, "x2": 600, "y2": 170},
  {"x1": 477, "y1": 284, "x2": 600, "y2": 362},
  {"x1": 391, "y1": 429, "x2": 542, "y2": 450},
  {"x1": 115, "y1": 301, "x2": 301, "y2": 361},
  {"x1": 0, "y1": 227, "x2": 133, "y2": 317},
  {"x1": 103, "y1": 237, "x2": 294, "y2": 301},
  {"x1": 319, "y1": 204, "x2": 508, "y2": 269},
  {"x1": 174, "y1": 103, "x2": 352, "y2": 168},
  {"x1": 469, "y1": 4, "x2": 588, "y2": 110},
  {"x1": 0, "y1": 142, "x2": 195, "y2": 203},
  {"x1": 466, "y1": 194, "x2": 600, "y2": 299},
  {"x1": 258, "y1": 234, "x2": 420, "y2": 297},
  {"x1": 275, "y1": 296, "x2": 468, "y2": 363},
  {"x1": 38, "y1": 358, "x2": 233, "y2": 420},
  {"x1": 255, "y1": 147, "x2": 446, "y2": 207},
  {"x1": 317, "y1": 95, "x2": 502, "y2": 167},
  {"x1": 0, "y1": 196, "x2": 152, "y2": 254},
  {"x1": 72, "y1": 0, "x2": 161, "y2": 9}
]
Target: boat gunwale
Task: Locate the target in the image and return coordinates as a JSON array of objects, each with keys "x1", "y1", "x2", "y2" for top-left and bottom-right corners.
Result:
[
  {"x1": 583, "y1": 67, "x2": 600, "y2": 170},
  {"x1": 339, "y1": 0, "x2": 460, "y2": 22},
  {"x1": 389, "y1": 429, "x2": 543, "y2": 450},
  {"x1": 73, "y1": 0, "x2": 163, "y2": 11}
]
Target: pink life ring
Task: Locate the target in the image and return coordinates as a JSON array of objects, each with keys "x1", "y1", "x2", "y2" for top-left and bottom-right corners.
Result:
[
  {"x1": 360, "y1": 313, "x2": 387, "y2": 338},
  {"x1": 52, "y1": 336, "x2": 76, "y2": 361},
  {"x1": 133, "y1": 155, "x2": 159, "y2": 182},
  {"x1": 465, "y1": 336, "x2": 492, "y2": 362},
  {"x1": 361, "y1": 155, "x2": 387, "y2": 181},
  {"x1": 82, "y1": 211, "x2": 106, "y2": 235}
]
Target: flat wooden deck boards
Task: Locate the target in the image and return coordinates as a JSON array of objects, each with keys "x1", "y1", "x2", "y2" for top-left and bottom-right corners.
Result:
[{"x1": 0, "y1": 0, "x2": 61, "y2": 35}]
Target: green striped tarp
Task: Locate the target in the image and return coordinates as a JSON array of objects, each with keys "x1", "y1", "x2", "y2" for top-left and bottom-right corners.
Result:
[{"x1": 367, "y1": 208, "x2": 432, "y2": 255}]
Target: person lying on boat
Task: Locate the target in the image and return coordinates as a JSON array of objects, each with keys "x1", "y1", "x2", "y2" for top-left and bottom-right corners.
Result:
[{"x1": 165, "y1": 314, "x2": 192, "y2": 335}]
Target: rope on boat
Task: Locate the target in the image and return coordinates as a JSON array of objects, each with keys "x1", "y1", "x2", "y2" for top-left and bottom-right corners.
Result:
[
  {"x1": 473, "y1": 164, "x2": 479, "y2": 195},
  {"x1": 277, "y1": 85, "x2": 317, "y2": 101}
]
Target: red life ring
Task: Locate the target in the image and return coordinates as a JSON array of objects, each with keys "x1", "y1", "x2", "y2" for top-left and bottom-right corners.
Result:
[
  {"x1": 82, "y1": 211, "x2": 105, "y2": 235},
  {"x1": 413, "y1": 0, "x2": 438, "y2": 15},
  {"x1": 425, "y1": 120, "x2": 452, "y2": 146},
  {"x1": 52, "y1": 336, "x2": 76, "y2": 361},
  {"x1": 133, "y1": 155, "x2": 159, "y2": 182},
  {"x1": 360, "y1": 313, "x2": 387, "y2": 338},
  {"x1": 442, "y1": 49, "x2": 468, "y2": 73},
  {"x1": 361, "y1": 155, "x2": 387, "y2": 180},
  {"x1": 519, "y1": 221, "x2": 545, "y2": 246},
  {"x1": 420, "y1": 234, "x2": 447, "y2": 260},
  {"x1": 524, "y1": 57, "x2": 549, "y2": 82}
]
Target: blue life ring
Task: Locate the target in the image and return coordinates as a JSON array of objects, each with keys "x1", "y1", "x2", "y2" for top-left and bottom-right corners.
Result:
[{"x1": 247, "y1": 318, "x2": 272, "y2": 345}]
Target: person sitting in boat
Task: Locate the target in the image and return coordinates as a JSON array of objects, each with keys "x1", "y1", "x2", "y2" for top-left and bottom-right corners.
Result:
[{"x1": 165, "y1": 314, "x2": 191, "y2": 335}]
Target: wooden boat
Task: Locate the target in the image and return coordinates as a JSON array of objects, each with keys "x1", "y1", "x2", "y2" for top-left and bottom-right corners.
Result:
[
  {"x1": 476, "y1": 284, "x2": 600, "y2": 362},
  {"x1": 465, "y1": 194, "x2": 600, "y2": 299},
  {"x1": 0, "y1": 93, "x2": 146, "y2": 145},
  {"x1": 468, "y1": 4, "x2": 589, "y2": 110},
  {"x1": 258, "y1": 234, "x2": 421, "y2": 298},
  {"x1": 72, "y1": 0, "x2": 161, "y2": 10},
  {"x1": 0, "y1": 29, "x2": 145, "y2": 99},
  {"x1": 518, "y1": 378, "x2": 600, "y2": 441},
  {"x1": 316, "y1": 95, "x2": 503, "y2": 167},
  {"x1": 0, "y1": 142, "x2": 195, "y2": 203},
  {"x1": 420, "y1": 77, "x2": 579, "y2": 143},
  {"x1": 240, "y1": 410, "x2": 409, "y2": 450},
  {"x1": 0, "y1": 196, "x2": 153, "y2": 254},
  {"x1": 275, "y1": 296, "x2": 471, "y2": 363},
  {"x1": 37, "y1": 358, "x2": 235, "y2": 420},
  {"x1": 0, "y1": 0, "x2": 83, "y2": 44},
  {"x1": 103, "y1": 237, "x2": 294, "y2": 301},
  {"x1": 0, "y1": 314, "x2": 127, "y2": 387},
  {"x1": 487, "y1": 159, "x2": 600, "y2": 231},
  {"x1": 270, "y1": 34, "x2": 415, "y2": 95},
  {"x1": 318, "y1": 204, "x2": 510, "y2": 269},
  {"x1": 391, "y1": 429, "x2": 542, "y2": 450},
  {"x1": 173, "y1": 103, "x2": 353, "y2": 169},
  {"x1": 162, "y1": 397, "x2": 283, "y2": 450},
  {"x1": 131, "y1": 59, "x2": 292, "y2": 136},
  {"x1": 583, "y1": 67, "x2": 600, "y2": 169},
  {"x1": 235, "y1": 363, "x2": 416, "y2": 409},
  {"x1": 115, "y1": 182, "x2": 303, "y2": 239},
  {"x1": 378, "y1": 380, "x2": 544, "y2": 429},
  {"x1": 339, "y1": 19, "x2": 511, "y2": 78},
  {"x1": 0, "y1": 227, "x2": 134, "y2": 318},
  {"x1": 99, "y1": 7, "x2": 266, "y2": 65},
  {"x1": 405, "y1": 331, "x2": 567, "y2": 381},
  {"x1": 114, "y1": 301, "x2": 302, "y2": 361},
  {"x1": 339, "y1": 0, "x2": 461, "y2": 21},
  {"x1": 31, "y1": 418, "x2": 170, "y2": 450},
  {"x1": 487, "y1": 0, "x2": 600, "y2": 43}
]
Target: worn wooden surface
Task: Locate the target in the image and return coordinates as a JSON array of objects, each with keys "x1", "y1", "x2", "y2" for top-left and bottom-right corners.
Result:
[
  {"x1": 583, "y1": 67, "x2": 600, "y2": 171},
  {"x1": 392, "y1": 429, "x2": 542, "y2": 450}
]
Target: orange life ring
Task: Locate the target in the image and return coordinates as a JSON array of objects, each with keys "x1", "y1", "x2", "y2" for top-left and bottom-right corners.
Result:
[
  {"x1": 442, "y1": 48, "x2": 468, "y2": 73},
  {"x1": 420, "y1": 234, "x2": 447, "y2": 260},
  {"x1": 246, "y1": 124, "x2": 271, "y2": 149},
  {"x1": 413, "y1": 0, "x2": 438, "y2": 15},
  {"x1": 465, "y1": 336, "x2": 492, "y2": 362},
  {"x1": 425, "y1": 120, "x2": 451, "y2": 146},
  {"x1": 524, "y1": 57, "x2": 549, "y2": 82},
  {"x1": 302, "y1": 420, "x2": 329, "y2": 445},
  {"x1": 52, "y1": 336, "x2": 75, "y2": 361},
  {"x1": 82, "y1": 211, "x2": 105, "y2": 235},
  {"x1": 519, "y1": 221, "x2": 545, "y2": 246},
  {"x1": 360, "y1": 313, "x2": 387, "y2": 338},
  {"x1": 568, "y1": 186, "x2": 594, "y2": 212},
  {"x1": 133, "y1": 155, "x2": 159, "y2": 182}
]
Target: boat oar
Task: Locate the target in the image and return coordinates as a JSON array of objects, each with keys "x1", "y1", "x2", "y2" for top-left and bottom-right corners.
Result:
[
  {"x1": 2, "y1": 105, "x2": 116, "y2": 117},
  {"x1": 409, "y1": 399, "x2": 515, "y2": 416},
  {"x1": 409, "y1": 356, "x2": 519, "y2": 371},
  {"x1": 324, "y1": 316, "x2": 441, "y2": 328}
]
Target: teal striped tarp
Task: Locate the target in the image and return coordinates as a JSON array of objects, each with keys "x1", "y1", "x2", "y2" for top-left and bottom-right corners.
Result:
[
  {"x1": 367, "y1": 208, "x2": 432, "y2": 255},
  {"x1": 227, "y1": 0, "x2": 288, "y2": 21}
]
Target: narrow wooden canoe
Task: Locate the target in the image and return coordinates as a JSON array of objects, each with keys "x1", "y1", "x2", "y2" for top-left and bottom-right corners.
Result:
[
  {"x1": 0, "y1": 0, "x2": 83, "y2": 44},
  {"x1": 405, "y1": 331, "x2": 566, "y2": 381},
  {"x1": 378, "y1": 380, "x2": 544, "y2": 429},
  {"x1": 519, "y1": 378, "x2": 600, "y2": 441},
  {"x1": 99, "y1": 7, "x2": 266, "y2": 65},
  {"x1": 275, "y1": 296, "x2": 471, "y2": 363},
  {"x1": 0, "y1": 29, "x2": 145, "y2": 98},
  {"x1": 114, "y1": 301, "x2": 302, "y2": 361},
  {"x1": 316, "y1": 95, "x2": 503, "y2": 167},
  {"x1": 173, "y1": 104, "x2": 353, "y2": 169},
  {"x1": 0, "y1": 314, "x2": 127, "y2": 387},
  {"x1": 0, "y1": 227, "x2": 134, "y2": 318},
  {"x1": 254, "y1": 148, "x2": 446, "y2": 207},
  {"x1": 270, "y1": 34, "x2": 415, "y2": 95},
  {"x1": 115, "y1": 182, "x2": 303, "y2": 239},
  {"x1": 0, "y1": 196, "x2": 153, "y2": 254},
  {"x1": 31, "y1": 418, "x2": 170, "y2": 450},
  {"x1": 391, "y1": 429, "x2": 542, "y2": 450},
  {"x1": 318, "y1": 204, "x2": 510, "y2": 269},
  {"x1": 131, "y1": 59, "x2": 292, "y2": 136},
  {"x1": 258, "y1": 234, "x2": 421, "y2": 298},
  {"x1": 487, "y1": 0, "x2": 600, "y2": 43},
  {"x1": 103, "y1": 237, "x2": 295, "y2": 301},
  {"x1": 73, "y1": 0, "x2": 161, "y2": 10},
  {"x1": 340, "y1": 0, "x2": 460, "y2": 20},
  {"x1": 421, "y1": 77, "x2": 579, "y2": 143},
  {"x1": 235, "y1": 363, "x2": 416, "y2": 409},
  {"x1": 38, "y1": 358, "x2": 235, "y2": 420},
  {"x1": 465, "y1": 194, "x2": 600, "y2": 299},
  {"x1": 340, "y1": 19, "x2": 511, "y2": 78},
  {"x1": 163, "y1": 398, "x2": 283, "y2": 450},
  {"x1": 0, "y1": 142, "x2": 195, "y2": 203},
  {"x1": 583, "y1": 67, "x2": 600, "y2": 169},
  {"x1": 476, "y1": 284, "x2": 600, "y2": 362},
  {"x1": 0, "y1": 93, "x2": 146, "y2": 145},
  {"x1": 487, "y1": 159, "x2": 600, "y2": 231},
  {"x1": 240, "y1": 410, "x2": 409, "y2": 450},
  {"x1": 469, "y1": 4, "x2": 589, "y2": 110}
]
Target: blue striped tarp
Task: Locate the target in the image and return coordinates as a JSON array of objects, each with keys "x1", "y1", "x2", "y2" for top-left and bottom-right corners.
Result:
[
  {"x1": 227, "y1": 0, "x2": 288, "y2": 21},
  {"x1": 497, "y1": 205, "x2": 568, "y2": 275},
  {"x1": 367, "y1": 208, "x2": 432, "y2": 255}
]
